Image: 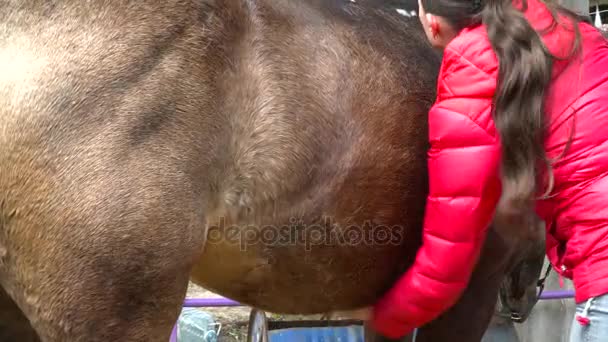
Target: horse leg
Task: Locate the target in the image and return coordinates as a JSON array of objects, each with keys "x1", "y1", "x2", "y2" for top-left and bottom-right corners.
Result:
[
  {"x1": 1, "y1": 253, "x2": 193, "y2": 342},
  {"x1": 0, "y1": 286, "x2": 40, "y2": 342},
  {"x1": 4, "y1": 256, "x2": 193, "y2": 342},
  {"x1": 0, "y1": 178, "x2": 206, "y2": 341},
  {"x1": 416, "y1": 213, "x2": 546, "y2": 341},
  {"x1": 362, "y1": 284, "x2": 500, "y2": 342},
  {"x1": 361, "y1": 228, "x2": 510, "y2": 342},
  {"x1": 411, "y1": 228, "x2": 512, "y2": 342},
  {"x1": 362, "y1": 230, "x2": 506, "y2": 342}
]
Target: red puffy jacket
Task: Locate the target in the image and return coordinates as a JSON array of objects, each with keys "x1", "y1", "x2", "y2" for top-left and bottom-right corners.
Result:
[{"x1": 371, "y1": 0, "x2": 608, "y2": 338}]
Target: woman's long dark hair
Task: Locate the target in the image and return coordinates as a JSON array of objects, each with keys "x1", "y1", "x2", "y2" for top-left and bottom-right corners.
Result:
[{"x1": 419, "y1": 0, "x2": 586, "y2": 238}]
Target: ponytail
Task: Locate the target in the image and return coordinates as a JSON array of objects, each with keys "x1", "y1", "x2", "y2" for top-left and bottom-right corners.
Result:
[
  {"x1": 483, "y1": 1, "x2": 586, "y2": 240},
  {"x1": 420, "y1": 0, "x2": 584, "y2": 240},
  {"x1": 482, "y1": 0, "x2": 554, "y2": 231}
]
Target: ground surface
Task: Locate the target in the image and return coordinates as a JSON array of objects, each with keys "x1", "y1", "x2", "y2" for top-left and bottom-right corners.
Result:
[
  {"x1": 185, "y1": 283, "x2": 325, "y2": 341},
  {"x1": 185, "y1": 283, "x2": 250, "y2": 341}
]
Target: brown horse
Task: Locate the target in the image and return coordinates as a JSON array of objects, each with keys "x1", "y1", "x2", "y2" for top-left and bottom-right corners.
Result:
[{"x1": 0, "y1": 0, "x2": 544, "y2": 341}]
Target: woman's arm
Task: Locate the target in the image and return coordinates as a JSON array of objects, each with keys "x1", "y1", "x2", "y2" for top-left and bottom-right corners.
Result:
[{"x1": 370, "y1": 45, "x2": 503, "y2": 339}]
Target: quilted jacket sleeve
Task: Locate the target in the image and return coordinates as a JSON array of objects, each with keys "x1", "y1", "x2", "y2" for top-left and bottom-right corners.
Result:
[{"x1": 370, "y1": 42, "x2": 503, "y2": 339}]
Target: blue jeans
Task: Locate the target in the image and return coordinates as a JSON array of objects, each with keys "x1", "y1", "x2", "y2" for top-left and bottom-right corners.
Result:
[{"x1": 570, "y1": 293, "x2": 608, "y2": 342}]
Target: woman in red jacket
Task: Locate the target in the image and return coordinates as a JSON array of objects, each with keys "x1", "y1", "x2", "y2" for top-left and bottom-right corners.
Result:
[{"x1": 355, "y1": 0, "x2": 608, "y2": 341}]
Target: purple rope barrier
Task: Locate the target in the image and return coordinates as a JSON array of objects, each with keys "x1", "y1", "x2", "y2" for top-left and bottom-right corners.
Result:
[
  {"x1": 179, "y1": 290, "x2": 575, "y2": 308},
  {"x1": 538, "y1": 289, "x2": 575, "y2": 300},
  {"x1": 183, "y1": 297, "x2": 241, "y2": 307}
]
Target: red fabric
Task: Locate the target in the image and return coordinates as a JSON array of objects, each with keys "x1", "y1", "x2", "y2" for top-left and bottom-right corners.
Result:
[{"x1": 371, "y1": 0, "x2": 608, "y2": 339}]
